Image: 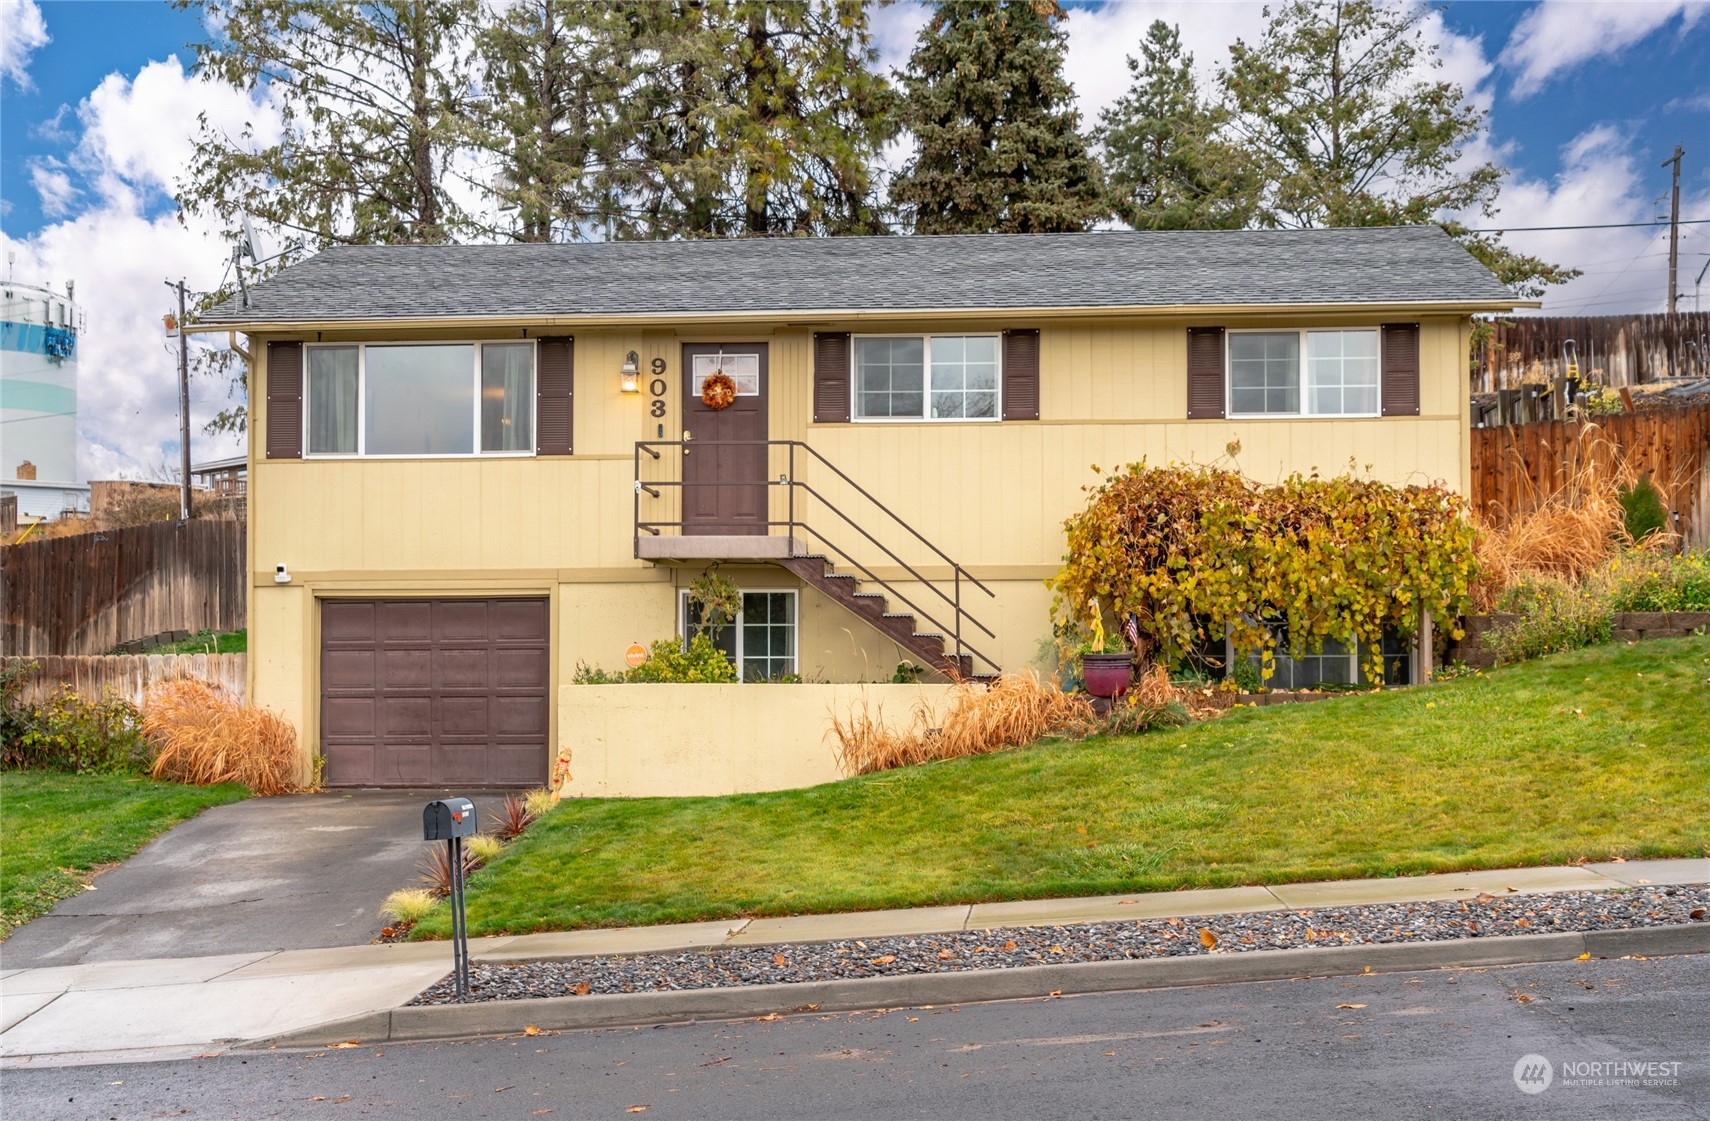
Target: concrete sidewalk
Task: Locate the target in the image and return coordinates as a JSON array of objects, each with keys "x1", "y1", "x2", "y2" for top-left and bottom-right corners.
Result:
[{"x1": 3, "y1": 857, "x2": 1705, "y2": 1067}]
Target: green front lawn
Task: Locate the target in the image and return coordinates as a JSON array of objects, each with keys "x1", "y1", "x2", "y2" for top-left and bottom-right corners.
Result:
[
  {"x1": 0, "y1": 773, "x2": 248, "y2": 937},
  {"x1": 424, "y1": 636, "x2": 1710, "y2": 939}
]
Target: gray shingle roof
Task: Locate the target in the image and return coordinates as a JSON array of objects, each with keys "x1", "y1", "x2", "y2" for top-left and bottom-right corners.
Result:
[{"x1": 200, "y1": 226, "x2": 1517, "y2": 325}]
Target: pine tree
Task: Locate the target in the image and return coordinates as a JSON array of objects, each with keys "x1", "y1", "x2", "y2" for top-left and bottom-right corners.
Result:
[
  {"x1": 475, "y1": 1, "x2": 632, "y2": 242},
  {"x1": 1094, "y1": 21, "x2": 1255, "y2": 231},
  {"x1": 604, "y1": 0, "x2": 895, "y2": 238},
  {"x1": 1218, "y1": 0, "x2": 1576, "y2": 296},
  {"x1": 891, "y1": 0, "x2": 1104, "y2": 234},
  {"x1": 174, "y1": 0, "x2": 481, "y2": 246}
]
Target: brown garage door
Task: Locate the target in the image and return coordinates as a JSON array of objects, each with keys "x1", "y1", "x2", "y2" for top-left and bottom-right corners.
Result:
[{"x1": 320, "y1": 598, "x2": 550, "y2": 787}]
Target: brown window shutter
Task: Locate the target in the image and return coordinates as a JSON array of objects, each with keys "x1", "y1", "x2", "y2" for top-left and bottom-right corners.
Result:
[
  {"x1": 1002, "y1": 329, "x2": 1040, "y2": 420},
  {"x1": 1381, "y1": 323, "x2": 1420, "y2": 416},
  {"x1": 813, "y1": 332, "x2": 851, "y2": 422},
  {"x1": 536, "y1": 336, "x2": 574, "y2": 455},
  {"x1": 265, "y1": 341, "x2": 303, "y2": 459},
  {"x1": 1186, "y1": 327, "x2": 1225, "y2": 419}
]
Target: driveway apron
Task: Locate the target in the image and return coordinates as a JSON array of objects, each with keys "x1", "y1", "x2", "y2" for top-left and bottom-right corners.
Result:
[{"x1": 2, "y1": 790, "x2": 500, "y2": 968}]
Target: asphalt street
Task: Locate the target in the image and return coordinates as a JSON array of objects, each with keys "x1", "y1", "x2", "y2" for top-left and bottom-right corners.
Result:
[{"x1": 5, "y1": 953, "x2": 1705, "y2": 1120}]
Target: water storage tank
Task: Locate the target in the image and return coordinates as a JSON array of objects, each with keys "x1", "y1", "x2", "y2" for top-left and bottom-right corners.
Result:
[{"x1": 1, "y1": 279, "x2": 88, "y2": 519}]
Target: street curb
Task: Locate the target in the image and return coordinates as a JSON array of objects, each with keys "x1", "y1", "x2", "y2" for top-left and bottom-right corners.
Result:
[{"x1": 250, "y1": 924, "x2": 1709, "y2": 1050}]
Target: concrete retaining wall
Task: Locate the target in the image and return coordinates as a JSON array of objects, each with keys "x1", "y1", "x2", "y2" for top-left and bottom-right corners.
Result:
[{"x1": 557, "y1": 682, "x2": 967, "y2": 798}]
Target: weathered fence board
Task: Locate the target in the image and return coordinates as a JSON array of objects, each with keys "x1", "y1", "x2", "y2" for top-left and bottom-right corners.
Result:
[
  {"x1": 1471, "y1": 312, "x2": 1710, "y2": 392},
  {"x1": 0, "y1": 520, "x2": 246, "y2": 657},
  {"x1": 1469, "y1": 403, "x2": 1710, "y2": 548},
  {"x1": 1, "y1": 653, "x2": 247, "y2": 706}
]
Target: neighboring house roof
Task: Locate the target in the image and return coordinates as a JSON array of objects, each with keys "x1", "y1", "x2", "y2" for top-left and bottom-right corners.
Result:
[{"x1": 199, "y1": 226, "x2": 1521, "y2": 327}]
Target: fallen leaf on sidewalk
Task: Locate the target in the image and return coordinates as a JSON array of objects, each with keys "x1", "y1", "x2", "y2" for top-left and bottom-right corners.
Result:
[
  {"x1": 1001, "y1": 940, "x2": 1018, "y2": 952},
  {"x1": 524, "y1": 1025, "x2": 542, "y2": 1036},
  {"x1": 774, "y1": 954, "x2": 787, "y2": 967},
  {"x1": 936, "y1": 947, "x2": 956, "y2": 960},
  {"x1": 1578, "y1": 952, "x2": 1592, "y2": 961},
  {"x1": 532, "y1": 1110, "x2": 553, "y2": 1115},
  {"x1": 328, "y1": 1041, "x2": 361, "y2": 1049},
  {"x1": 1474, "y1": 892, "x2": 1496, "y2": 904},
  {"x1": 494, "y1": 1085, "x2": 516, "y2": 1093},
  {"x1": 757, "y1": 1012, "x2": 782, "y2": 1022},
  {"x1": 626, "y1": 1107, "x2": 650, "y2": 1114},
  {"x1": 1690, "y1": 908, "x2": 1706, "y2": 920},
  {"x1": 1335, "y1": 1003, "x2": 1366, "y2": 1010},
  {"x1": 1199, "y1": 929, "x2": 1219, "y2": 949},
  {"x1": 1118, "y1": 900, "x2": 1138, "y2": 906},
  {"x1": 1048, "y1": 989, "x2": 1063, "y2": 998},
  {"x1": 871, "y1": 954, "x2": 897, "y2": 965},
  {"x1": 571, "y1": 982, "x2": 590, "y2": 996}
]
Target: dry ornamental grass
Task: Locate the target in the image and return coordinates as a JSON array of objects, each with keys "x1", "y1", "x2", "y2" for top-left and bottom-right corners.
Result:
[
  {"x1": 832, "y1": 672, "x2": 1100, "y2": 776},
  {"x1": 141, "y1": 678, "x2": 306, "y2": 795}
]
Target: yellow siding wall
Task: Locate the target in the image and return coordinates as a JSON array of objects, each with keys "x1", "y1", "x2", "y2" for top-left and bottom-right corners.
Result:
[{"x1": 247, "y1": 312, "x2": 1472, "y2": 769}]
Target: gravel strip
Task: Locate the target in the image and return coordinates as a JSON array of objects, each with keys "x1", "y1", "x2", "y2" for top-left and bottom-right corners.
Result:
[{"x1": 410, "y1": 885, "x2": 1708, "y2": 1006}]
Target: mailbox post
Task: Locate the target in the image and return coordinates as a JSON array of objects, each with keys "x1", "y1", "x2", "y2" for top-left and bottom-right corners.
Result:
[{"x1": 424, "y1": 797, "x2": 478, "y2": 1000}]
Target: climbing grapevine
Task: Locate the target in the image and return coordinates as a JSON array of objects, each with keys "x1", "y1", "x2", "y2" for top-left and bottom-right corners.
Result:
[{"x1": 1050, "y1": 464, "x2": 1477, "y2": 683}]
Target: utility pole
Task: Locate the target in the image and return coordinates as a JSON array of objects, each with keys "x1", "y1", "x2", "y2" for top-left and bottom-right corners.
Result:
[
  {"x1": 166, "y1": 278, "x2": 192, "y2": 521},
  {"x1": 1663, "y1": 145, "x2": 1683, "y2": 377}
]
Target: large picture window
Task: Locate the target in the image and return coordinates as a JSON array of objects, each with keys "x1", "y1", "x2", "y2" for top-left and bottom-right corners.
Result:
[
  {"x1": 303, "y1": 342, "x2": 536, "y2": 457},
  {"x1": 854, "y1": 335, "x2": 999, "y2": 421},
  {"x1": 680, "y1": 590, "x2": 798, "y2": 682},
  {"x1": 1228, "y1": 329, "x2": 1379, "y2": 418}
]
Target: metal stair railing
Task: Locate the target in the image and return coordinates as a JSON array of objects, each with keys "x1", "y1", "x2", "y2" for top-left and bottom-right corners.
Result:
[{"x1": 634, "y1": 439, "x2": 1000, "y2": 676}]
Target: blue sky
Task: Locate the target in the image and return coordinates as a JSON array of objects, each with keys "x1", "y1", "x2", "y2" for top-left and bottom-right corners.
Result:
[{"x1": 0, "y1": 0, "x2": 1707, "y2": 479}]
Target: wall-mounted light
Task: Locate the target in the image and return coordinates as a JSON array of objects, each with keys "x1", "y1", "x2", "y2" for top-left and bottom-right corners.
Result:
[{"x1": 620, "y1": 351, "x2": 640, "y2": 394}]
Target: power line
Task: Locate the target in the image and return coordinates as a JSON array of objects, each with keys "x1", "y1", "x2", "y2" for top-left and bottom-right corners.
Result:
[{"x1": 1458, "y1": 218, "x2": 1710, "y2": 233}]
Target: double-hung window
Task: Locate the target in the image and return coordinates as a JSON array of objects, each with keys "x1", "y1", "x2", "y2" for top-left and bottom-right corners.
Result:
[
  {"x1": 680, "y1": 590, "x2": 798, "y2": 682},
  {"x1": 854, "y1": 334, "x2": 1000, "y2": 421},
  {"x1": 305, "y1": 342, "x2": 536, "y2": 457},
  {"x1": 1228, "y1": 329, "x2": 1380, "y2": 418}
]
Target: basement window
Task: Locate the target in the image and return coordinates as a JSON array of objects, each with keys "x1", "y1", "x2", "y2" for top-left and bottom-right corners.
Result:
[
  {"x1": 304, "y1": 341, "x2": 535, "y2": 457},
  {"x1": 679, "y1": 590, "x2": 798, "y2": 682}
]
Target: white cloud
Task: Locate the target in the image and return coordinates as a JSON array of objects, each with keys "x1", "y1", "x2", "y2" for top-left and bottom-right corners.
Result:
[
  {"x1": 0, "y1": 0, "x2": 48, "y2": 89},
  {"x1": 28, "y1": 161, "x2": 76, "y2": 217},
  {"x1": 1503, "y1": 0, "x2": 1708, "y2": 99},
  {"x1": 3, "y1": 57, "x2": 281, "y2": 481},
  {"x1": 1478, "y1": 124, "x2": 1710, "y2": 315}
]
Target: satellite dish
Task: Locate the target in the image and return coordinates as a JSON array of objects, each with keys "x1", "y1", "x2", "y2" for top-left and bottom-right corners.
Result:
[{"x1": 239, "y1": 214, "x2": 261, "y2": 261}]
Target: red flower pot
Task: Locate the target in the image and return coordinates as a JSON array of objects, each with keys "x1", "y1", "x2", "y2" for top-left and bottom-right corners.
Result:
[{"x1": 1079, "y1": 652, "x2": 1134, "y2": 698}]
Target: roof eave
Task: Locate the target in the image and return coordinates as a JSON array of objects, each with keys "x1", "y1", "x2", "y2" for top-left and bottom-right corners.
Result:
[{"x1": 188, "y1": 297, "x2": 1537, "y2": 335}]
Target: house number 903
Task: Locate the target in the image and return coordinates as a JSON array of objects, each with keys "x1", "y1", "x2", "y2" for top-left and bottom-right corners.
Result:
[{"x1": 649, "y1": 364, "x2": 669, "y2": 418}]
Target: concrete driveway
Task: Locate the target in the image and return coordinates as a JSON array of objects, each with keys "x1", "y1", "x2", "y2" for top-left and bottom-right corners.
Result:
[{"x1": 2, "y1": 790, "x2": 511, "y2": 968}]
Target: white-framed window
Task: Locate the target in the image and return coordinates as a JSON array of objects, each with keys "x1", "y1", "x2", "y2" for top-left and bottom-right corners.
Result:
[
  {"x1": 304, "y1": 341, "x2": 536, "y2": 457},
  {"x1": 1228, "y1": 329, "x2": 1380, "y2": 418},
  {"x1": 853, "y1": 334, "x2": 1000, "y2": 421},
  {"x1": 679, "y1": 589, "x2": 798, "y2": 682}
]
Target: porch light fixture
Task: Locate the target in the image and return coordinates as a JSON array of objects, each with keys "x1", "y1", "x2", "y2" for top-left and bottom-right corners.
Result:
[{"x1": 620, "y1": 351, "x2": 640, "y2": 394}]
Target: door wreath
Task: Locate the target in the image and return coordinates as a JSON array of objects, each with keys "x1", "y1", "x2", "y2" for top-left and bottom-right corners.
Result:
[{"x1": 700, "y1": 370, "x2": 737, "y2": 410}]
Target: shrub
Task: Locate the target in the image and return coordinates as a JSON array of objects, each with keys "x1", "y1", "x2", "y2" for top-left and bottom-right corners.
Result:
[
  {"x1": 141, "y1": 678, "x2": 306, "y2": 795},
  {"x1": 418, "y1": 842, "x2": 480, "y2": 897},
  {"x1": 1607, "y1": 550, "x2": 1710, "y2": 612},
  {"x1": 523, "y1": 786, "x2": 558, "y2": 819},
  {"x1": 571, "y1": 660, "x2": 627, "y2": 684},
  {"x1": 1051, "y1": 464, "x2": 1475, "y2": 684},
  {"x1": 625, "y1": 633, "x2": 739, "y2": 683},
  {"x1": 465, "y1": 834, "x2": 504, "y2": 863},
  {"x1": 1, "y1": 685, "x2": 148, "y2": 774},
  {"x1": 1618, "y1": 475, "x2": 1669, "y2": 543},
  {"x1": 1486, "y1": 574, "x2": 1613, "y2": 663}
]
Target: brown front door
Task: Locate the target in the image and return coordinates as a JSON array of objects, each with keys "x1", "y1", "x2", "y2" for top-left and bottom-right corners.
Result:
[
  {"x1": 320, "y1": 597, "x2": 550, "y2": 787},
  {"x1": 682, "y1": 343, "x2": 768, "y2": 535}
]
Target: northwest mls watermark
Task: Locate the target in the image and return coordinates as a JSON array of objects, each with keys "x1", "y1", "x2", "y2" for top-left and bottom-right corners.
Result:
[{"x1": 1513, "y1": 1053, "x2": 1685, "y2": 1093}]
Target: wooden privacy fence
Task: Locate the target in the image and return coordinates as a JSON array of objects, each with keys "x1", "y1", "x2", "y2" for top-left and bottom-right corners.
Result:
[
  {"x1": 0, "y1": 520, "x2": 246, "y2": 657},
  {"x1": 1, "y1": 654, "x2": 247, "y2": 706},
  {"x1": 1470, "y1": 312, "x2": 1710, "y2": 392},
  {"x1": 1469, "y1": 404, "x2": 1710, "y2": 548}
]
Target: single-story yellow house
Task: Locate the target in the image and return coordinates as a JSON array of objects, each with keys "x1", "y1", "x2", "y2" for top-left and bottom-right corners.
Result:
[{"x1": 196, "y1": 227, "x2": 1527, "y2": 792}]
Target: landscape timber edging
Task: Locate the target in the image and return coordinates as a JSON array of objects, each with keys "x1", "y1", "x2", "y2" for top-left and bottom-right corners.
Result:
[{"x1": 250, "y1": 924, "x2": 1709, "y2": 1051}]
